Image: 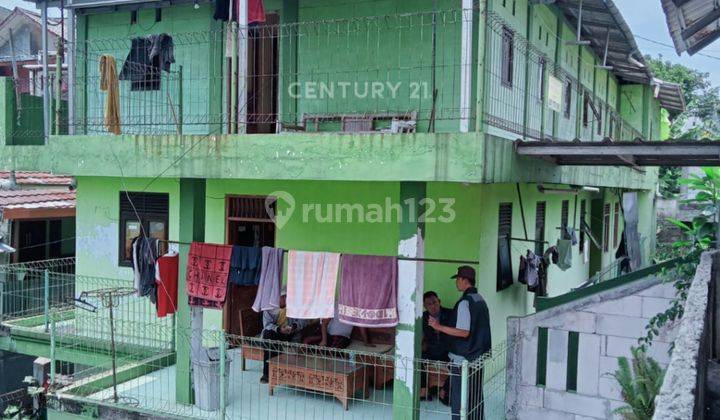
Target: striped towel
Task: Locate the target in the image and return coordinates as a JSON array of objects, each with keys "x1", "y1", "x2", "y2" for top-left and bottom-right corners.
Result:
[{"x1": 286, "y1": 251, "x2": 340, "y2": 319}]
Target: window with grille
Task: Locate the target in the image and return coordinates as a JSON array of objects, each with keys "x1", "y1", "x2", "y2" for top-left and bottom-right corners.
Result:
[
  {"x1": 501, "y1": 26, "x2": 515, "y2": 88},
  {"x1": 596, "y1": 108, "x2": 603, "y2": 135},
  {"x1": 119, "y1": 192, "x2": 169, "y2": 266},
  {"x1": 561, "y1": 200, "x2": 569, "y2": 232},
  {"x1": 613, "y1": 202, "x2": 620, "y2": 248},
  {"x1": 564, "y1": 79, "x2": 572, "y2": 118},
  {"x1": 538, "y1": 58, "x2": 546, "y2": 102},
  {"x1": 497, "y1": 203, "x2": 513, "y2": 291},
  {"x1": 579, "y1": 199, "x2": 586, "y2": 253},
  {"x1": 582, "y1": 92, "x2": 590, "y2": 127},
  {"x1": 603, "y1": 203, "x2": 611, "y2": 252},
  {"x1": 535, "y1": 202, "x2": 546, "y2": 255},
  {"x1": 226, "y1": 196, "x2": 274, "y2": 221}
]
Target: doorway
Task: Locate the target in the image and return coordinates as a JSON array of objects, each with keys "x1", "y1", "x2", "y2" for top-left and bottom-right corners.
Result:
[
  {"x1": 247, "y1": 13, "x2": 280, "y2": 134},
  {"x1": 223, "y1": 195, "x2": 276, "y2": 337}
]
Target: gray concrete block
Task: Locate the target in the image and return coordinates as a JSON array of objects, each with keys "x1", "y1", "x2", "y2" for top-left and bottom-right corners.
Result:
[
  {"x1": 546, "y1": 329, "x2": 569, "y2": 391},
  {"x1": 598, "y1": 376, "x2": 623, "y2": 401},
  {"x1": 637, "y1": 282, "x2": 677, "y2": 299},
  {"x1": 599, "y1": 356, "x2": 620, "y2": 377},
  {"x1": 520, "y1": 333, "x2": 538, "y2": 386},
  {"x1": 516, "y1": 405, "x2": 575, "y2": 420},
  {"x1": 605, "y1": 336, "x2": 637, "y2": 359},
  {"x1": 586, "y1": 295, "x2": 643, "y2": 317},
  {"x1": 641, "y1": 296, "x2": 673, "y2": 319},
  {"x1": 535, "y1": 311, "x2": 597, "y2": 334},
  {"x1": 577, "y1": 333, "x2": 601, "y2": 396},
  {"x1": 596, "y1": 314, "x2": 648, "y2": 338},
  {"x1": 516, "y1": 385, "x2": 544, "y2": 407},
  {"x1": 544, "y1": 388, "x2": 610, "y2": 418}
]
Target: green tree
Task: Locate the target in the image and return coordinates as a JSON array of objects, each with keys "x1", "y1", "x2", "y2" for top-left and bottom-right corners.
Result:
[{"x1": 646, "y1": 56, "x2": 720, "y2": 198}]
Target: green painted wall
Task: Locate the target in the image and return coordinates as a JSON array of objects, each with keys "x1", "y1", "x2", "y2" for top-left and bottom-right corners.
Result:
[
  {"x1": 0, "y1": 132, "x2": 659, "y2": 191},
  {"x1": 78, "y1": 4, "x2": 223, "y2": 135},
  {"x1": 74, "y1": 177, "x2": 179, "y2": 280},
  {"x1": 67, "y1": 176, "x2": 638, "y2": 345}
]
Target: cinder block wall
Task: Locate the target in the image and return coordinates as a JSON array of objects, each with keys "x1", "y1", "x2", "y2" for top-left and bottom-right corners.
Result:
[{"x1": 506, "y1": 278, "x2": 678, "y2": 419}]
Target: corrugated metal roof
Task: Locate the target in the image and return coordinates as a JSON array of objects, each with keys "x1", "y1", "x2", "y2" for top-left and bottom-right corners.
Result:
[
  {"x1": 0, "y1": 189, "x2": 76, "y2": 210},
  {"x1": 653, "y1": 78, "x2": 686, "y2": 114},
  {"x1": 662, "y1": 0, "x2": 720, "y2": 55},
  {"x1": 539, "y1": 0, "x2": 653, "y2": 84},
  {"x1": 0, "y1": 172, "x2": 73, "y2": 186}
]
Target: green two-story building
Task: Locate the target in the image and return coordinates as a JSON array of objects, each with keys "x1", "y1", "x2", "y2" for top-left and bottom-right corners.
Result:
[{"x1": 0, "y1": 0, "x2": 684, "y2": 419}]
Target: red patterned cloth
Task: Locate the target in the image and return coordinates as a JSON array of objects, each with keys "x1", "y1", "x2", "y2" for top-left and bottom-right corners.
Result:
[
  {"x1": 186, "y1": 242, "x2": 233, "y2": 308},
  {"x1": 155, "y1": 252, "x2": 179, "y2": 317}
]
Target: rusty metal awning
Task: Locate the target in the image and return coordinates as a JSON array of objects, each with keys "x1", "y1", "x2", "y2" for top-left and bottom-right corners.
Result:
[
  {"x1": 515, "y1": 140, "x2": 720, "y2": 166},
  {"x1": 661, "y1": 0, "x2": 720, "y2": 56}
]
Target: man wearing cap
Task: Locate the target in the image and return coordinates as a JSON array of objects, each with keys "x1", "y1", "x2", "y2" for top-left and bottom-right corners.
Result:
[{"x1": 428, "y1": 265, "x2": 491, "y2": 420}]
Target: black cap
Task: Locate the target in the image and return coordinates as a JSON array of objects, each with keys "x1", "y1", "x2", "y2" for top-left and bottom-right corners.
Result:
[{"x1": 451, "y1": 265, "x2": 476, "y2": 281}]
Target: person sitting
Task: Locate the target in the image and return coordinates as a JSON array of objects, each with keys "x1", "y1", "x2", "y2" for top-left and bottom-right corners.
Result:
[
  {"x1": 421, "y1": 291, "x2": 455, "y2": 401},
  {"x1": 304, "y1": 304, "x2": 373, "y2": 349},
  {"x1": 260, "y1": 293, "x2": 305, "y2": 384},
  {"x1": 422, "y1": 291, "x2": 454, "y2": 362}
]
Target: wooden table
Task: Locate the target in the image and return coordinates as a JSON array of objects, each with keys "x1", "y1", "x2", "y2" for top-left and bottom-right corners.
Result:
[{"x1": 268, "y1": 354, "x2": 369, "y2": 410}]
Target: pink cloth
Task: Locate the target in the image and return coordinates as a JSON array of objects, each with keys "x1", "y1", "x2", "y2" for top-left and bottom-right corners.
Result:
[
  {"x1": 338, "y1": 254, "x2": 398, "y2": 328},
  {"x1": 286, "y1": 251, "x2": 340, "y2": 319}
]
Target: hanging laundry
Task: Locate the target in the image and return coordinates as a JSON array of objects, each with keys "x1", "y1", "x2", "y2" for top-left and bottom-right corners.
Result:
[
  {"x1": 119, "y1": 34, "x2": 175, "y2": 91},
  {"x1": 563, "y1": 226, "x2": 578, "y2": 246},
  {"x1": 99, "y1": 55, "x2": 121, "y2": 135},
  {"x1": 214, "y1": 0, "x2": 265, "y2": 23},
  {"x1": 556, "y1": 239, "x2": 572, "y2": 271},
  {"x1": 338, "y1": 254, "x2": 398, "y2": 328},
  {"x1": 186, "y1": 242, "x2": 233, "y2": 308},
  {"x1": 229, "y1": 246, "x2": 262, "y2": 285},
  {"x1": 252, "y1": 247, "x2": 284, "y2": 312},
  {"x1": 189, "y1": 296, "x2": 224, "y2": 309},
  {"x1": 544, "y1": 245, "x2": 559, "y2": 265},
  {"x1": 155, "y1": 251, "x2": 179, "y2": 317},
  {"x1": 496, "y1": 235, "x2": 513, "y2": 291},
  {"x1": 248, "y1": 0, "x2": 266, "y2": 24},
  {"x1": 214, "y1": 0, "x2": 231, "y2": 20},
  {"x1": 525, "y1": 250, "x2": 541, "y2": 289},
  {"x1": 132, "y1": 236, "x2": 160, "y2": 302},
  {"x1": 518, "y1": 250, "x2": 544, "y2": 295},
  {"x1": 286, "y1": 251, "x2": 340, "y2": 319}
]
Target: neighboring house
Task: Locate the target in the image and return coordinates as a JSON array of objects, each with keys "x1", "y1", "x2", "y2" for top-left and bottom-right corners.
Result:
[
  {"x1": 0, "y1": 0, "x2": 686, "y2": 419},
  {"x1": 0, "y1": 7, "x2": 65, "y2": 95},
  {"x1": 0, "y1": 171, "x2": 75, "y2": 265}
]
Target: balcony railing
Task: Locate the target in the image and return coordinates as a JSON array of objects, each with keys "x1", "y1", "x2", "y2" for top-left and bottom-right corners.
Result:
[
  {"x1": 1, "y1": 258, "x2": 512, "y2": 419},
  {"x1": 1, "y1": 8, "x2": 644, "y2": 144}
]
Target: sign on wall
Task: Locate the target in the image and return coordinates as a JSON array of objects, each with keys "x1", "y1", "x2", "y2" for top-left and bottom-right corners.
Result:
[{"x1": 548, "y1": 75, "x2": 563, "y2": 113}]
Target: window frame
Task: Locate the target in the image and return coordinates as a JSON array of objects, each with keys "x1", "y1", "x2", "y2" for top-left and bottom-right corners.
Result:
[
  {"x1": 535, "y1": 201, "x2": 546, "y2": 255},
  {"x1": 497, "y1": 202, "x2": 514, "y2": 291},
  {"x1": 501, "y1": 26, "x2": 515, "y2": 88},
  {"x1": 538, "y1": 57, "x2": 547, "y2": 103},
  {"x1": 613, "y1": 202, "x2": 620, "y2": 248},
  {"x1": 579, "y1": 199, "x2": 586, "y2": 253},
  {"x1": 118, "y1": 192, "x2": 169, "y2": 267},
  {"x1": 603, "y1": 203, "x2": 611, "y2": 252},
  {"x1": 564, "y1": 79, "x2": 572, "y2": 119}
]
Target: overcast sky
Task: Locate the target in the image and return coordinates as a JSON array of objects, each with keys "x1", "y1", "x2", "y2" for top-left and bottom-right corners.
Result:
[{"x1": 4, "y1": 0, "x2": 720, "y2": 86}]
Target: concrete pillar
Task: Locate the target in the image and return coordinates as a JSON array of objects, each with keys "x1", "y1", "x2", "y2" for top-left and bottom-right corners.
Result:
[
  {"x1": 175, "y1": 179, "x2": 206, "y2": 404},
  {"x1": 392, "y1": 182, "x2": 425, "y2": 420}
]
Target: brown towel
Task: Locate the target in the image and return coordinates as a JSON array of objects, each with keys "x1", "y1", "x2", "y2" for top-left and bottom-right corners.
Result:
[{"x1": 99, "y1": 55, "x2": 121, "y2": 135}]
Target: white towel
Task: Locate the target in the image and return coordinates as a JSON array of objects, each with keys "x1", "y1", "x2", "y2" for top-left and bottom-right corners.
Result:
[{"x1": 286, "y1": 250, "x2": 340, "y2": 319}]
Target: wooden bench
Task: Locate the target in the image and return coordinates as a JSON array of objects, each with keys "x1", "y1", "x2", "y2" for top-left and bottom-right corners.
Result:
[{"x1": 268, "y1": 353, "x2": 369, "y2": 410}]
